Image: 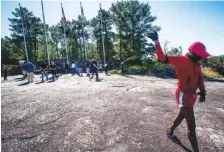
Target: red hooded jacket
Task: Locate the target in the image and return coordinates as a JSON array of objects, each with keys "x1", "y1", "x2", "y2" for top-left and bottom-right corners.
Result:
[{"x1": 155, "y1": 43, "x2": 205, "y2": 108}]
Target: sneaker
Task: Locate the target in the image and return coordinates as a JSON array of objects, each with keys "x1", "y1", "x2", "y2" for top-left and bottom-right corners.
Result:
[{"x1": 166, "y1": 129, "x2": 181, "y2": 144}]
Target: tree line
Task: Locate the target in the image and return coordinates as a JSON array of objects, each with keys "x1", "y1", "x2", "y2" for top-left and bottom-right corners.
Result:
[{"x1": 1, "y1": 0, "x2": 185, "y2": 66}]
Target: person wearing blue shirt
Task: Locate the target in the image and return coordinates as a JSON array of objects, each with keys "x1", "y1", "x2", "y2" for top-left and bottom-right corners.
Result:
[
  {"x1": 25, "y1": 61, "x2": 34, "y2": 83},
  {"x1": 76, "y1": 61, "x2": 80, "y2": 76}
]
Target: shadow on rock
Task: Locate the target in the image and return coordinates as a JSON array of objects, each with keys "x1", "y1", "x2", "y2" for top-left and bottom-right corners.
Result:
[
  {"x1": 177, "y1": 143, "x2": 192, "y2": 152},
  {"x1": 122, "y1": 75, "x2": 137, "y2": 79},
  {"x1": 47, "y1": 80, "x2": 56, "y2": 83},
  {"x1": 204, "y1": 78, "x2": 224, "y2": 83},
  {"x1": 14, "y1": 77, "x2": 25, "y2": 82},
  {"x1": 17, "y1": 82, "x2": 30, "y2": 86},
  {"x1": 35, "y1": 81, "x2": 44, "y2": 84},
  {"x1": 171, "y1": 139, "x2": 193, "y2": 152}
]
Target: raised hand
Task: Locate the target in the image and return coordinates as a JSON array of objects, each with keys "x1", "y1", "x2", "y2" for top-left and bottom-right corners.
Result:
[{"x1": 147, "y1": 31, "x2": 158, "y2": 41}]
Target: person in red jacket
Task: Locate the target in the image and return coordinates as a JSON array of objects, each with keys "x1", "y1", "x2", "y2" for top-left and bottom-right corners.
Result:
[{"x1": 147, "y1": 31, "x2": 210, "y2": 152}]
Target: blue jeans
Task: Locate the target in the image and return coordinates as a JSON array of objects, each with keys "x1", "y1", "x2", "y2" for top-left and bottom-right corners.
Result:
[
  {"x1": 41, "y1": 71, "x2": 48, "y2": 81},
  {"x1": 71, "y1": 68, "x2": 75, "y2": 75}
]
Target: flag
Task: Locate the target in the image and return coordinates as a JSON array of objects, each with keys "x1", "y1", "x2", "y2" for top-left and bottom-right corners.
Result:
[
  {"x1": 80, "y1": 2, "x2": 86, "y2": 24},
  {"x1": 61, "y1": 3, "x2": 67, "y2": 22}
]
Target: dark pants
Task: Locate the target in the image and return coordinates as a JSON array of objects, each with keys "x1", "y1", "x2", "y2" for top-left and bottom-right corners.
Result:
[
  {"x1": 41, "y1": 71, "x2": 48, "y2": 82},
  {"x1": 51, "y1": 70, "x2": 58, "y2": 81},
  {"x1": 92, "y1": 69, "x2": 99, "y2": 81},
  {"x1": 66, "y1": 67, "x2": 70, "y2": 74},
  {"x1": 121, "y1": 67, "x2": 124, "y2": 75},
  {"x1": 105, "y1": 67, "x2": 108, "y2": 75},
  {"x1": 3, "y1": 70, "x2": 7, "y2": 80},
  {"x1": 71, "y1": 68, "x2": 75, "y2": 75}
]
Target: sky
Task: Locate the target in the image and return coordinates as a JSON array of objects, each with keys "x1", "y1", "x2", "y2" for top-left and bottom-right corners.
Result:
[{"x1": 1, "y1": 0, "x2": 224, "y2": 56}]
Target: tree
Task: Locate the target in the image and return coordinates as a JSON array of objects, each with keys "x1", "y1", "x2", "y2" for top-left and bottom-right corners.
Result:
[
  {"x1": 8, "y1": 6, "x2": 44, "y2": 62},
  {"x1": 167, "y1": 46, "x2": 182, "y2": 56},
  {"x1": 1, "y1": 36, "x2": 24, "y2": 64},
  {"x1": 90, "y1": 8, "x2": 115, "y2": 62},
  {"x1": 49, "y1": 24, "x2": 63, "y2": 60},
  {"x1": 110, "y1": 0, "x2": 161, "y2": 63}
]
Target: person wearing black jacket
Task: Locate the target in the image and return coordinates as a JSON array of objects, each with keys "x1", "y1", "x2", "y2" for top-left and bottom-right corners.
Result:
[
  {"x1": 50, "y1": 60, "x2": 58, "y2": 81},
  {"x1": 40, "y1": 61, "x2": 48, "y2": 82},
  {"x1": 90, "y1": 59, "x2": 99, "y2": 81}
]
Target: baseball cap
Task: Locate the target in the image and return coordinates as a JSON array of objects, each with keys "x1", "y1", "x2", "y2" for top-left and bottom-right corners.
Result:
[{"x1": 188, "y1": 42, "x2": 210, "y2": 58}]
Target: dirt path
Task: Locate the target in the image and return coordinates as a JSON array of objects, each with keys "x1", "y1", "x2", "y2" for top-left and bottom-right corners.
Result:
[{"x1": 1, "y1": 74, "x2": 224, "y2": 152}]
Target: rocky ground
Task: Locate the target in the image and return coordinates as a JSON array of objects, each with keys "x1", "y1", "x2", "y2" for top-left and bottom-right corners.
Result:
[{"x1": 1, "y1": 73, "x2": 224, "y2": 152}]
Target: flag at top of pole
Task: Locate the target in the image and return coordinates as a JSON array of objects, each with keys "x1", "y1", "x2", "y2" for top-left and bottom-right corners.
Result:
[
  {"x1": 61, "y1": 3, "x2": 67, "y2": 22},
  {"x1": 61, "y1": 3, "x2": 69, "y2": 64},
  {"x1": 80, "y1": 2, "x2": 86, "y2": 24}
]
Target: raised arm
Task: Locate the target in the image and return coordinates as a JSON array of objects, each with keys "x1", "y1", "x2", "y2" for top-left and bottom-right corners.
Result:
[{"x1": 147, "y1": 32, "x2": 183, "y2": 66}]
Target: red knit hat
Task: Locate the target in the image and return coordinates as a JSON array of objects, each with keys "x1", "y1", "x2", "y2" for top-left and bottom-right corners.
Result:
[{"x1": 188, "y1": 42, "x2": 210, "y2": 58}]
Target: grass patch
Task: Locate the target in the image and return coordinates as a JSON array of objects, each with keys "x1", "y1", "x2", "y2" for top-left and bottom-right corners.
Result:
[{"x1": 202, "y1": 67, "x2": 222, "y2": 78}]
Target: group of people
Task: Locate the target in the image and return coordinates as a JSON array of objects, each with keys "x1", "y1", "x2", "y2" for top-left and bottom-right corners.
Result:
[
  {"x1": 2, "y1": 59, "x2": 124, "y2": 82},
  {"x1": 36, "y1": 59, "x2": 100, "y2": 83}
]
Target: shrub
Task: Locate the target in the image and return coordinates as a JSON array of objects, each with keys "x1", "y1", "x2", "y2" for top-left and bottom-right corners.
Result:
[
  {"x1": 202, "y1": 67, "x2": 222, "y2": 78},
  {"x1": 109, "y1": 69, "x2": 121, "y2": 74},
  {"x1": 127, "y1": 65, "x2": 148, "y2": 74}
]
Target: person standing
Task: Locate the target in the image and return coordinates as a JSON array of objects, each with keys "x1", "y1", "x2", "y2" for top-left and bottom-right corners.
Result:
[
  {"x1": 65, "y1": 62, "x2": 70, "y2": 74},
  {"x1": 50, "y1": 60, "x2": 58, "y2": 81},
  {"x1": 86, "y1": 60, "x2": 91, "y2": 77},
  {"x1": 71, "y1": 62, "x2": 76, "y2": 76},
  {"x1": 90, "y1": 59, "x2": 99, "y2": 81},
  {"x1": 25, "y1": 62, "x2": 35, "y2": 83},
  {"x1": 40, "y1": 61, "x2": 48, "y2": 82},
  {"x1": 2, "y1": 64, "x2": 8, "y2": 80},
  {"x1": 79, "y1": 60, "x2": 83, "y2": 77},
  {"x1": 120, "y1": 62, "x2": 124, "y2": 75},
  {"x1": 147, "y1": 31, "x2": 210, "y2": 152},
  {"x1": 20, "y1": 62, "x2": 27, "y2": 79},
  {"x1": 76, "y1": 61, "x2": 80, "y2": 76},
  {"x1": 104, "y1": 62, "x2": 109, "y2": 76}
]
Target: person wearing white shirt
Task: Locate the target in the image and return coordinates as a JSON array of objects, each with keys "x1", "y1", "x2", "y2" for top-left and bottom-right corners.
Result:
[{"x1": 71, "y1": 62, "x2": 76, "y2": 76}]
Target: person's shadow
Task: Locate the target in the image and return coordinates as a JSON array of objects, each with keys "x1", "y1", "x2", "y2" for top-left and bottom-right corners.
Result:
[
  {"x1": 169, "y1": 136, "x2": 192, "y2": 152},
  {"x1": 35, "y1": 81, "x2": 44, "y2": 84},
  {"x1": 177, "y1": 142, "x2": 192, "y2": 152},
  {"x1": 14, "y1": 77, "x2": 25, "y2": 82},
  {"x1": 17, "y1": 82, "x2": 30, "y2": 86}
]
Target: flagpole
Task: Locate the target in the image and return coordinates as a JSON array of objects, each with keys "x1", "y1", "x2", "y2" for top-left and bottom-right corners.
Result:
[
  {"x1": 61, "y1": 3, "x2": 69, "y2": 64},
  {"x1": 41, "y1": 0, "x2": 50, "y2": 66},
  {"x1": 80, "y1": 2, "x2": 87, "y2": 60},
  {"x1": 82, "y1": 23, "x2": 87, "y2": 60},
  {"x1": 99, "y1": 3, "x2": 106, "y2": 65},
  {"x1": 18, "y1": 3, "x2": 29, "y2": 62}
]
